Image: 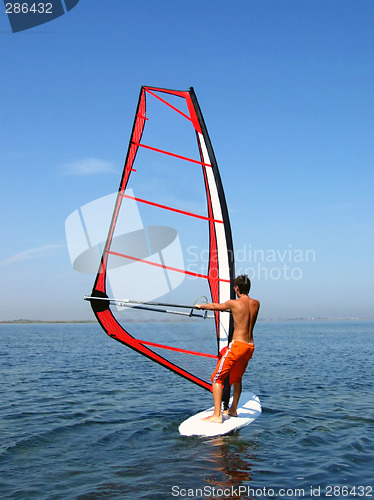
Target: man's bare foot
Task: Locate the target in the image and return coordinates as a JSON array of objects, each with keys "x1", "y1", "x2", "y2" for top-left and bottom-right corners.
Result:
[
  {"x1": 201, "y1": 414, "x2": 223, "y2": 423},
  {"x1": 223, "y1": 408, "x2": 238, "y2": 417},
  {"x1": 228, "y1": 410, "x2": 238, "y2": 417}
]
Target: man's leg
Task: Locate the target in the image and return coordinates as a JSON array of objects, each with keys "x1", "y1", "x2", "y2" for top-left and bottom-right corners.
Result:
[
  {"x1": 202, "y1": 382, "x2": 223, "y2": 423},
  {"x1": 227, "y1": 344, "x2": 254, "y2": 416},
  {"x1": 222, "y1": 376, "x2": 230, "y2": 411},
  {"x1": 228, "y1": 381, "x2": 242, "y2": 417},
  {"x1": 204, "y1": 345, "x2": 238, "y2": 423}
]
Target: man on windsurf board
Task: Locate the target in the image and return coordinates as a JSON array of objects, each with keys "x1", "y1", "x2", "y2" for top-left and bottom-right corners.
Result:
[{"x1": 196, "y1": 275, "x2": 260, "y2": 423}]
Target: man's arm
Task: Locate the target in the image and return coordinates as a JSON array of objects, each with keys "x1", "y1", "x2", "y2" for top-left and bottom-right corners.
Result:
[{"x1": 196, "y1": 300, "x2": 233, "y2": 312}]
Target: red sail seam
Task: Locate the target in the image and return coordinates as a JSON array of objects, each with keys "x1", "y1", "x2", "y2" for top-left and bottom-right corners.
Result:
[
  {"x1": 197, "y1": 140, "x2": 221, "y2": 335},
  {"x1": 143, "y1": 86, "x2": 187, "y2": 98},
  {"x1": 144, "y1": 88, "x2": 192, "y2": 122},
  {"x1": 133, "y1": 142, "x2": 212, "y2": 168},
  {"x1": 95, "y1": 91, "x2": 147, "y2": 293},
  {"x1": 120, "y1": 193, "x2": 223, "y2": 223},
  {"x1": 106, "y1": 250, "x2": 230, "y2": 282},
  {"x1": 185, "y1": 93, "x2": 202, "y2": 134},
  {"x1": 138, "y1": 340, "x2": 218, "y2": 359}
]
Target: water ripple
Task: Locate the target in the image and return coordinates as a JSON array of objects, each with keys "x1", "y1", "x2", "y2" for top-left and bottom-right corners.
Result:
[{"x1": 1, "y1": 321, "x2": 373, "y2": 499}]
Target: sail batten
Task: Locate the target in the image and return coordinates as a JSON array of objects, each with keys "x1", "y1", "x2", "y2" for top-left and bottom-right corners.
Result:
[
  {"x1": 106, "y1": 250, "x2": 231, "y2": 282},
  {"x1": 120, "y1": 193, "x2": 223, "y2": 223},
  {"x1": 133, "y1": 142, "x2": 213, "y2": 167}
]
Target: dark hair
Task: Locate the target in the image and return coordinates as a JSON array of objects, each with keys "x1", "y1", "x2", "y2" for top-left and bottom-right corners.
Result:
[{"x1": 234, "y1": 274, "x2": 251, "y2": 294}]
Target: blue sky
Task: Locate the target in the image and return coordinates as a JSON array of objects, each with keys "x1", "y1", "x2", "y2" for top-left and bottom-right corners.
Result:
[{"x1": 1, "y1": 0, "x2": 373, "y2": 321}]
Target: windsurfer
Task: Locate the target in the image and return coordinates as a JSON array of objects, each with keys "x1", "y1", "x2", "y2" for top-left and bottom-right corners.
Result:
[{"x1": 196, "y1": 274, "x2": 260, "y2": 423}]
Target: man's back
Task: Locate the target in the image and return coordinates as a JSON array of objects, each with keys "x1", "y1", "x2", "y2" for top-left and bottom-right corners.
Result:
[{"x1": 230, "y1": 295, "x2": 260, "y2": 344}]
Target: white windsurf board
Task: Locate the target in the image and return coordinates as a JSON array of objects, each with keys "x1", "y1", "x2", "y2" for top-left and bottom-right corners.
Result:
[{"x1": 179, "y1": 392, "x2": 261, "y2": 437}]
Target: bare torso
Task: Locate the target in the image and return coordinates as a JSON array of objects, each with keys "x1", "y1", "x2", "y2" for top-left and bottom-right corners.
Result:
[{"x1": 229, "y1": 295, "x2": 260, "y2": 345}]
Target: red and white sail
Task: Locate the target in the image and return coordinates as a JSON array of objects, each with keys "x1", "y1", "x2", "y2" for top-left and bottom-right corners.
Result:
[{"x1": 88, "y1": 86, "x2": 235, "y2": 391}]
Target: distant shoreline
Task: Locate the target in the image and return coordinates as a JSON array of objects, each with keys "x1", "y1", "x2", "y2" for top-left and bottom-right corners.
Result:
[{"x1": 1, "y1": 317, "x2": 373, "y2": 325}]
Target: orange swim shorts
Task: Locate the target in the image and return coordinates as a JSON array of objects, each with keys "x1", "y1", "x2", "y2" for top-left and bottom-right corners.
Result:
[{"x1": 211, "y1": 340, "x2": 254, "y2": 386}]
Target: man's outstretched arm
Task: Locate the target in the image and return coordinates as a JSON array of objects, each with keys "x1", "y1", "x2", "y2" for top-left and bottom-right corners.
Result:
[{"x1": 196, "y1": 300, "x2": 233, "y2": 312}]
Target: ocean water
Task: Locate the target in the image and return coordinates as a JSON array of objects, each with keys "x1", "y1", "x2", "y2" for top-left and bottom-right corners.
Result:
[{"x1": 1, "y1": 320, "x2": 373, "y2": 499}]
